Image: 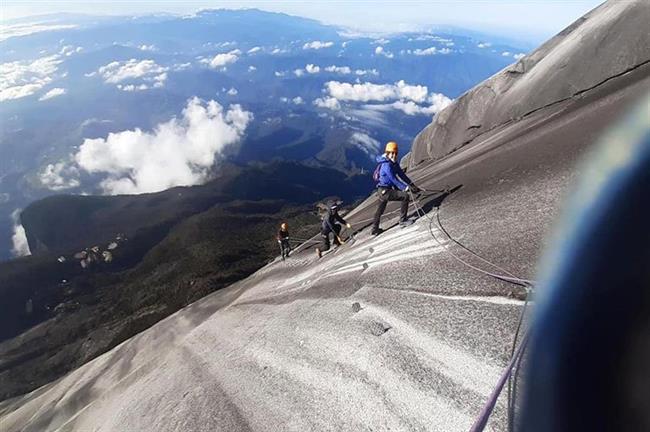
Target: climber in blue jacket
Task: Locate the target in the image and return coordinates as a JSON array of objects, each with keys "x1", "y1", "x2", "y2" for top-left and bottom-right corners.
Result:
[{"x1": 372, "y1": 141, "x2": 421, "y2": 235}]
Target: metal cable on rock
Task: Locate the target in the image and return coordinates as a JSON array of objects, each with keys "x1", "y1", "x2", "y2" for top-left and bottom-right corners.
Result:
[{"x1": 405, "y1": 189, "x2": 536, "y2": 431}]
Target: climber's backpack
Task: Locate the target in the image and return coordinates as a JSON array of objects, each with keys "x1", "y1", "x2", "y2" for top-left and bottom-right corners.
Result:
[{"x1": 372, "y1": 163, "x2": 381, "y2": 183}]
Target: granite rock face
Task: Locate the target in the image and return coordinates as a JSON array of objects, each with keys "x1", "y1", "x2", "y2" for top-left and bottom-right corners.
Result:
[
  {"x1": 408, "y1": 0, "x2": 650, "y2": 169},
  {"x1": 1, "y1": 3, "x2": 649, "y2": 432}
]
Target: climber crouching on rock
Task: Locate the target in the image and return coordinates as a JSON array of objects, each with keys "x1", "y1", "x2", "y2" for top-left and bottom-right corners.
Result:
[
  {"x1": 316, "y1": 201, "x2": 351, "y2": 258},
  {"x1": 371, "y1": 141, "x2": 421, "y2": 236}
]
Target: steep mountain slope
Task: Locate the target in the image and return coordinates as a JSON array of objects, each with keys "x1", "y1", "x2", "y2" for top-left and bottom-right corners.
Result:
[
  {"x1": 0, "y1": 162, "x2": 371, "y2": 399},
  {"x1": 406, "y1": 0, "x2": 650, "y2": 168},
  {"x1": 2, "y1": 64, "x2": 646, "y2": 430},
  {"x1": 1, "y1": 2, "x2": 648, "y2": 431}
]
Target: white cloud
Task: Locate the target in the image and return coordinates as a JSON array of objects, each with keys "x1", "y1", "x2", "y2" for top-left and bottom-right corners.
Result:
[
  {"x1": 39, "y1": 87, "x2": 66, "y2": 101},
  {"x1": 200, "y1": 50, "x2": 240, "y2": 69},
  {"x1": 59, "y1": 45, "x2": 83, "y2": 56},
  {"x1": 389, "y1": 100, "x2": 441, "y2": 115},
  {"x1": 407, "y1": 46, "x2": 452, "y2": 56},
  {"x1": 477, "y1": 42, "x2": 492, "y2": 48},
  {"x1": 354, "y1": 69, "x2": 379, "y2": 76},
  {"x1": 427, "y1": 93, "x2": 453, "y2": 111},
  {"x1": 374, "y1": 46, "x2": 394, "y2": 58},
  {"x1": 11, "y1": 209, "x2": 30, "y2": 257},
  {"x1": 292, "y1": 96, "x2": 304, "y2": 105},
  {"x1": 413, "y1": 47, "x2": 438, "y2": 56},
  {"x1": 227, "y1": 87, "x2": 238, "y2": 95},
  {"x1": 0, "y1": 23, "x2": 77, "y2": 42},
  {"x1": 324, "y1": 65, "x2": 352, "y2": 74},
  {"x1": 139, "y1": 44, "x2": 156, "y2": 51},
  {"x1": 117, "y1": 83, "x2": 149, "y2": 92},
  {"x1": 361, "y1": 93, "x2": 452, "y2": 116},
  {"x1": 350, "y1": 132, "x2": 380, "y2": 155},
  {"x1": 274, "y1": 71, "x2": 286, "y2": 77},
  {"x1": 0, "y1": 54, "x2": 62, "y2": 101},
  {"x1": 81, "y1": 118, "x2": 113, "y2": 128},
  {"x1": 305, "y1": 64, "x2": 320, "y2": 74},
  {"x1": 271, "y1": 48, "x2": 288, "y2": 55},
  {"x1": 326, "y1": 81, "x2": 394, "y2": 102},
  {"x1": 248, "y1": 65, "x2": 257, "y2": 72},
  {"x1": 325, "y1": 80, "x2": 428, "y2": 103},
  {"x1": 324, "y1": 79, "x2": 451, "y2": 116},
  {"x1": 303, "y1": 41, "x2": 334, "y2": 50},
  {"x1": 347, "y1": 107, "x2": 388, "y2": 128},
  {"x1": 98, "y1": 59, "x2": 168, "y2": 84},
  {"x1": 293, "y1": 69, "x2": 305, "y2": 77},
  {"x1": 373, "y1": 38, "x2": 390, "y2": 45},
  {"x1": 74, "y1": 97, "x2": 252, "y2": 195},
  {"x1": 0, "y1": 83, "x2": 44, "y2": 101},
  {"x1": 38, "y1": 161, "x2": 80, "y2": 190},
  {"x1": 502, "y1": 51, "x2": 512, "y2": 57},
  {"x1": 514, "y1": 53, "x2": 526, "y2": 60},
  {"x1": 313, "y1": 97, "x2": 341, "y2": 111},
  {"x1": 173, "y1": 62, "x2": 192, "y2": 71},
  {"x1": 247, "y1": 46, "x2": 261, "y2": 54}
]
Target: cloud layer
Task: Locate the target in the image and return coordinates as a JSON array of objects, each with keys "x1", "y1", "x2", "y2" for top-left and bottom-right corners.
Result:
[
  {"x1": 325, "y1": 80, "x2": 429, "y2": 103},
  {"x1": 39, "y1": 87, "x2": 66, "y2": 101},
  {"x1": 318, "y1": 80, "x2": 452, "y2": 116},
  {"x1": 201, "y1": 50, "x2": 240, "y2": 69},
  {"x1": 96, "y1": 59, "x2": 168, "y2": 90},
  {"x1": 303, "y1": 41, "x2": 334, "y2": 50},
  {"x1": 38, "y1": 162, "x2": 80, "y2": 190},
  {"x1": 349, "y1": 132, "x2": 380, "y2": 156},
  {"x1": 11, "y1": 209, "x2": 30, "y2": 257},
  {"x1": 74, "y1": 97, "x2": 252, "y2": 195},
  {"x1": 0, "y1": 54, "x2": 62, "y2": 101}
]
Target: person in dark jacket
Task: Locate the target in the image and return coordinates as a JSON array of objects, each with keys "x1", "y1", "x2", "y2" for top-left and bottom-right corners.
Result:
[
  {"x1": 372, "y1": 141, "x2": 421, "y2": 235},
  {"x1": 316, "y1": 201, "x2": 351, "y2": 258},
  {"x1": 277, "y1": 222, "x2": 291, "y2": 260}
]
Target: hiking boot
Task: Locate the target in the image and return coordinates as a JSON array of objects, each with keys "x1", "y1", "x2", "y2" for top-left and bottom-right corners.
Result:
[
  {"x1": 371, "y1": 228, "x2": 384, "y2": 236},
  {"x1": 399, "y1": 218, "x2": 415, "y2": 227}
]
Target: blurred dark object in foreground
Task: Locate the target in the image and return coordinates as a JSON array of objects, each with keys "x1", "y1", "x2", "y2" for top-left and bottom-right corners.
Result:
[{"x1": 522, "y1": 95, "x2": 650, "y2": 431}]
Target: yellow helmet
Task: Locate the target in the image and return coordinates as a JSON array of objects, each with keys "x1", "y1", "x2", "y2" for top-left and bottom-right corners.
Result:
[
  {"x1": 281, "y1": 222, "x2": 288, "y2": 230},
  {"x1": 385, "y1": 141, "x2": 398, "y2": 154}
]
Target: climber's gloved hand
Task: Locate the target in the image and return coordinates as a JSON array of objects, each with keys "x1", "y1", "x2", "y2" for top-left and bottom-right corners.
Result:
[{"x1": 346, "y1": 223, "x2": 352, "y2": 229}]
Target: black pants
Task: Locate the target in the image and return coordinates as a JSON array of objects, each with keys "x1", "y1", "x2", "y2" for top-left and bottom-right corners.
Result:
[
  {"x1": 373, "y1": 188, "x2": 409, "y2": 231},
  {"x1": 280, "y1": 239, "x2": 290, "y2": 258},
  {"x1": 320, "y1": 223, "x2": 342, "y2": 251}
]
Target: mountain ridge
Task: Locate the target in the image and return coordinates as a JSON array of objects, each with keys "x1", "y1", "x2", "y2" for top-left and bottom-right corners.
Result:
[{"x1": 405, "y1": 0, "x2": 650, "y2": 169}]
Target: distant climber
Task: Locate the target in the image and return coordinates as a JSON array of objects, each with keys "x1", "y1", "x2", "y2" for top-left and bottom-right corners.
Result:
[
  {"x1": 316, "y1": 201, "x2": 351, "y2": 258},
  {"x1": 277, "y1": 222, "x2": 291, "y2": 260},
  {"x1": 372, "y1": 141, "x2": 422, "y2": 235}
]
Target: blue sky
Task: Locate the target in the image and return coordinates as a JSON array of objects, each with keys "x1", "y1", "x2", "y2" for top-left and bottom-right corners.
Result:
[{"x1": 3, "y1": 1, "x2": 605, "y2": 42}]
